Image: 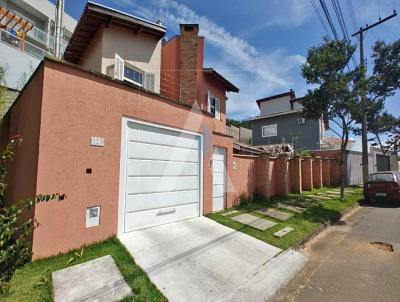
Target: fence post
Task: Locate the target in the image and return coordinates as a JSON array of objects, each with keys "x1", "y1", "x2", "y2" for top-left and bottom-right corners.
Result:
[
  {"x1": 322, "y1": 158, "x2": 331, "y2": 187},
  {"x1": 313, "y1": 156, "x2": 323, "y2": 188},
  {"x1": 279, "y1": 155, "x2": 289, "y2": 197},
  {"x1": 291, "y1": 155, "x2": 302, "y2": 194},
  {"x1": 302, "y1": 156, "x2": 313, "y2": 191}
]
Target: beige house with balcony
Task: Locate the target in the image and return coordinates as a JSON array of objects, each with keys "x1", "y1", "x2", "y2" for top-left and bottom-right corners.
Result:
[{"x1": 64, "y1": 3, "x2": 165, "y2": 93}]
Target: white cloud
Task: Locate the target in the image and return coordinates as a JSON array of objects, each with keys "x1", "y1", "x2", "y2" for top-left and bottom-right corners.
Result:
[{"x1": 114, "y1": 0, "x2": 306, "y2": 118}]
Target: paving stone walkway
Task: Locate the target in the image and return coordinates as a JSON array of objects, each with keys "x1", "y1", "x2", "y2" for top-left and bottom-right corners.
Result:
[
  {"x1": 221, "y1": 210, "x2": 240, "y2": 216},
  {"x1": 52, "y1": 255, "x2": 132, "y2": 302},
  {"x1": 256, "y1": 208, "x2": 293, "y2": 221},
  {"x1": 277, "y1": 203, "x2": 306, "y2": 214},
  {"x1": 274, "y1": 227, "x2": 294, "y2": 238},
  {"x1": 231, "y1": 213, "x2": 277, "y2": 231}
]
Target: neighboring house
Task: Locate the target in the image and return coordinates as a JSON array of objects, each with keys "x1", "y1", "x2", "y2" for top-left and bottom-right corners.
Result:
[
  {"x1": 160, "y1": 24, "x2": 239, "y2": 133},
  {"x1": 0, "y1": 0, "x2": 76, "y2": 90},
  {"x1": 0, "y1": 2, "x2": 239, "y2": 258},
  {"x1": 320, "y1": 136, "x2": 356, "y2": 150},
  {"x1": 250, "y1": 90, "x2": 326, "y2": 150}
]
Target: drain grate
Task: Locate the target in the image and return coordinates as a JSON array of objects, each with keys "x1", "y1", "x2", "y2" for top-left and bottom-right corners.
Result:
[{"x1": 370, "y1": 242, "x2": 394, "y2": 252}]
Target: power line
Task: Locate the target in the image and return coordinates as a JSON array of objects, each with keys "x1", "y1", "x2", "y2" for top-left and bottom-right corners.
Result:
[
  {"x1": 332, "y1": 0, "x2": 357, "y2": 68},
  {"x1": 310, "y1": 0, "x2": 330, "y2": 36},
  {"x1": 319, "y1": 0, "x2": 339, "y2": 40},
  {"x1": 346, "y1": 0, "x2": 358, "y2": 32}
]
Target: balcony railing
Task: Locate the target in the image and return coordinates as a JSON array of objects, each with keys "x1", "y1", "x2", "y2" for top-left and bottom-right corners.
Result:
[
  {"x1": 27, "y1": 26, "x2": 50, "y2": 45},
  {"x1": 0, "y1": 27, "x2": 52, "y2": 59}
]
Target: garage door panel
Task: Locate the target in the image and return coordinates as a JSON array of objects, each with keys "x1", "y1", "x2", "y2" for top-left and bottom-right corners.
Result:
[
  {"x1": 213, "y1": 172, "x2": 225, "y2": 185},
  {"x1": 213, "y1": 184, "x2": 224, "y2": 198},
  {"x1": 126, "y1": 176, "x2": 199, "y2": 194},
  {"x1": 125, "y1": 189, "x2": 199, "y2": 212},
  {"x1": 128, "y1": 142, "x2": 198, "y2": 162},
  {"x1": 127, "y1": 159, "x2": 198, "y2": 176},
  {"x1": 123, "y1": 121, "x2": 201, "y2": 233},
  {"x1": 128, "y1": 123, "x2": 199, "y2": 150},
  {"x1": 125, "y1": 203, "x2": 199, "y2": 232}
]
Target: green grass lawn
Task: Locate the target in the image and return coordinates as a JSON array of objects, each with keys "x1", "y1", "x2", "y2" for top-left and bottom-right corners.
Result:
[
  {"x1": 2, "y1": 237, "x2": 166, "y2": 302},
  {"x1": 207, "y1": 186, "x2": 363, "y2": 250}
]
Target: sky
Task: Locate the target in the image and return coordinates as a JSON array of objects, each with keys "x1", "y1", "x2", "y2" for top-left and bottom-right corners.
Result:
[{"x1": 54, "y1": 0, "x2": 400, "y2": 150}]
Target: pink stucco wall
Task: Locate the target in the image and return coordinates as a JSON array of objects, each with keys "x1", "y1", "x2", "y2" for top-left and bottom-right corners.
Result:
[{"x1": 1, "y1": 59, "x2": 234, "y2": 259}]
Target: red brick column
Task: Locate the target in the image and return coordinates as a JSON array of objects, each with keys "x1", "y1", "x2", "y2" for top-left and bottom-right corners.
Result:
[
  {"x1": 322, "y1": 158, "x2": 331, "y2": 187},
  {"x1": 301, "y1": 156, "x2": 313, "y2": 191},
  {"x1": 275, "y1": 155, "x2": 289, "y2": 197},
  {"x1": 290, "y1": 155, "x2": 302, "y2": 194},
  {"x1": 313, "y1": 156, "x2": 323, "y2": 188}
]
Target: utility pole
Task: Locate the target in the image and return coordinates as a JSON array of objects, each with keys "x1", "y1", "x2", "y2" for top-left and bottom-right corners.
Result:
[{"x1": 351, "y1": 10, "x2": 397, "y2": 182}]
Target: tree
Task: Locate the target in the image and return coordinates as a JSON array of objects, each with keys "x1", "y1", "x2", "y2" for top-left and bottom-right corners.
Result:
[
  {"x1": 353, "y1": 39, "x2": 400, "y2": 155},
  {"x1": 226, "y1": 118, "x2": 251, "y2": 129},
  {"x1": 301, "y1": 38, "x2": 360, "y2": 200},
  {"x1": 365, "y1": 112, "x2": 399, "y2": 156},
  {"x1": 0, "y1": 137, "x2": 66, "y2": 295}
]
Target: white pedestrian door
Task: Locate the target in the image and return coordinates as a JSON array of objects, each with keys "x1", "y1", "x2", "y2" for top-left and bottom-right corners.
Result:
[
  {"x1": 212, "y1": 146, "x2": 226, "y2": 211},
  {"x1": 123, "y1": 121, "x2": 201, "y2": 232}
]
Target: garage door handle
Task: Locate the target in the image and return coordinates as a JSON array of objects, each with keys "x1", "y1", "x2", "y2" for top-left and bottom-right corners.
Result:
[{"x1": 157, "y1": 208, "x2": 176, "y2": 216}]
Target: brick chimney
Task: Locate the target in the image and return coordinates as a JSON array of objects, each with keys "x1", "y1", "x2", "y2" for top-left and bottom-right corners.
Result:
[{"x1": 179, "y1": 24, "x2": 199, "y2": 107}]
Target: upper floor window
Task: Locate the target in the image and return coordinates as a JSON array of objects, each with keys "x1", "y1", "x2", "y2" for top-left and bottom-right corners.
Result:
[
  {"x1": 262, "y1": 124, "x2": 277, "y2": 137},
  {"x1": 207, "y1": 92, "x2": 220, "y2": 120},
  {"x1": 124, "y1": 64, "x2": 143, "y2": 86},
  {"x1": 114, "y1": 53, "x2": 154, "y2": 91}
]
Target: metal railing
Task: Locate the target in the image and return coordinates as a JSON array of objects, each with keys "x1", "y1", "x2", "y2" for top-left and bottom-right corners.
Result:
[
  {"x1": 0, "y1": 27, "x2": 52, "y2": 59},
  {"x1": 27, "y1": 26, "x2": 50, "y2": 45}
]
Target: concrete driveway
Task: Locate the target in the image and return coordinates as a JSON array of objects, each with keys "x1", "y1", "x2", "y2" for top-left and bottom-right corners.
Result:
[{"x1": 119, "y1": 217, "x2": 307, "y2": 302}]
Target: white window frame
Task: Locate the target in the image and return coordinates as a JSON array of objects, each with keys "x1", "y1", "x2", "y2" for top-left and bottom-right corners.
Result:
[
  {"x1": 207, "y1": 92, "x2": 221, "y2": 120},
  {"x1": 114, "y1": 53, "x2": 144, "y2": 87},
  {"x1": 262, "y1": 124, "x2": 277, "y2": 137},
  {"x1": 123, "y1": 62, "x2": 144, "y2": 87}
]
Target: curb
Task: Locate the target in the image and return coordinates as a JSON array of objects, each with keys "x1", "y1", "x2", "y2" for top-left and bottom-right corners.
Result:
[{"x1": 292, "y1": 204, "x2": 360, "y2": 250}]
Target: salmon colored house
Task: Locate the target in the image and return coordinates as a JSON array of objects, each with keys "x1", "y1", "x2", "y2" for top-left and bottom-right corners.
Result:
[{"x1": 0, "y1": 2, "x2": 239, "y2": 258}]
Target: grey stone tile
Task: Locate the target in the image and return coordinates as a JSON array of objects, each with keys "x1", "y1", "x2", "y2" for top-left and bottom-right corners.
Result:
[
  {"x1": 52, "y1": 255, "x2": 132, "y2": 302},
  {"x1": 256, "y1": 208, "x2": 294, "y2": 221},
  {"x1": 276, "y1": 203, "x2": 305, "y2": 214},
  {"x1": 221, "y1": 210, "x2": 240, "y2": 216},
  {"x1": 274, "y1": 227, "x2": 294, "y2": 238},
  {"x1": 231, "y1": 213, "x2": 277, "y2": 231}
]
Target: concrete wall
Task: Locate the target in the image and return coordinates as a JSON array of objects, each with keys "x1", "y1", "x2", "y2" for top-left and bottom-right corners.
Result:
[
  {"x1": 251, "y1": 112, "x2": 321, "y2": 150},
  {"x1": 259, "y1": 95, "x2": 303, "y2": 115},
  {"x1": 79, "y1": 24, "x2": 162, "y2": 93},
  {"x1": 0, "y1": 41, "x2": 40, "y2": 90},
  {"x1": 1, "y1": 58, "x2": 234, "y2": 258}
]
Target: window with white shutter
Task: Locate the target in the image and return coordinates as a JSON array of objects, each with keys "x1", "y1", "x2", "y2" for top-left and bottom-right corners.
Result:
[
  {"x1": 207, "y1": 91, "x2": 221, "y2": 120},
  {"x1": 144, "y1": 73, "x2": 155, "y2": 92},
  {"x1": 114, "y1": 53, "x2": 124, "y2": 81}
]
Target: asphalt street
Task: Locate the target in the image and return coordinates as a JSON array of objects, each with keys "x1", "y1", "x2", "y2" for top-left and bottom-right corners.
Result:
[{"x1": 272, "y1": 204, "x2": 400, "y2": 302}]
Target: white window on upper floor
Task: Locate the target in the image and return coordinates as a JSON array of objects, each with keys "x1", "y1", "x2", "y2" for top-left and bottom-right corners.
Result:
[
  {"x1": 207, "y1": 92, "x2": 221, "y2": 120},
  {"x1": 114, "y1": 53, "x2": 154, "y2": 91},
  {"x1": 262, "y1": 124, "x2": 277, "y2": 137}
]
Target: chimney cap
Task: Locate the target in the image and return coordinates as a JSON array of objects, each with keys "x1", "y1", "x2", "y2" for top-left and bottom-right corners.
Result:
[{"x1": 180, "y1": 24, "x2": 199, "y2": 32}]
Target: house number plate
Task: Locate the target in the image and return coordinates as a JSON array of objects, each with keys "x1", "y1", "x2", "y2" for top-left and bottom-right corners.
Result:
[{"x1": 90, "y1": 137, "x2": 105, "y2": 147}]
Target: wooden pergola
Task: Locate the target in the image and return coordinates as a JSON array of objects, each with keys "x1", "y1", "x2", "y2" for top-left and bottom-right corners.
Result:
[{"x1": 0, "y1": 6, "x2": 34, "y2": 51}]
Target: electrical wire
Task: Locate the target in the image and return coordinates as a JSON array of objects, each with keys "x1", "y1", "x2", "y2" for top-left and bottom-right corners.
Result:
[
  {"x1": 319, "y1": 0, "x2": 339, "y2": 40},
  {"x1": 310, "y1": 0, "x2": 331, "y2": 36}
]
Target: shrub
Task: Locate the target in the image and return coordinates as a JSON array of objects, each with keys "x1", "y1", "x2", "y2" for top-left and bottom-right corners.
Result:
[{"x1": 0, "y1": 136, "x2": 66, "y2": 295}]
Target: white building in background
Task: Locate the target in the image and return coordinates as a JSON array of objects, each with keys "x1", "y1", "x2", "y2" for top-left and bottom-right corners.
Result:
[{"x1": 0, "y1": 0, "x2": 76, "y2": 90}]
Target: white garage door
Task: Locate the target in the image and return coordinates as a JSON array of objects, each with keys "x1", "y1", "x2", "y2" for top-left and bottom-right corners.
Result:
[{"x1": 123, "y1": 121, "x2": 201, "y2": 232}]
